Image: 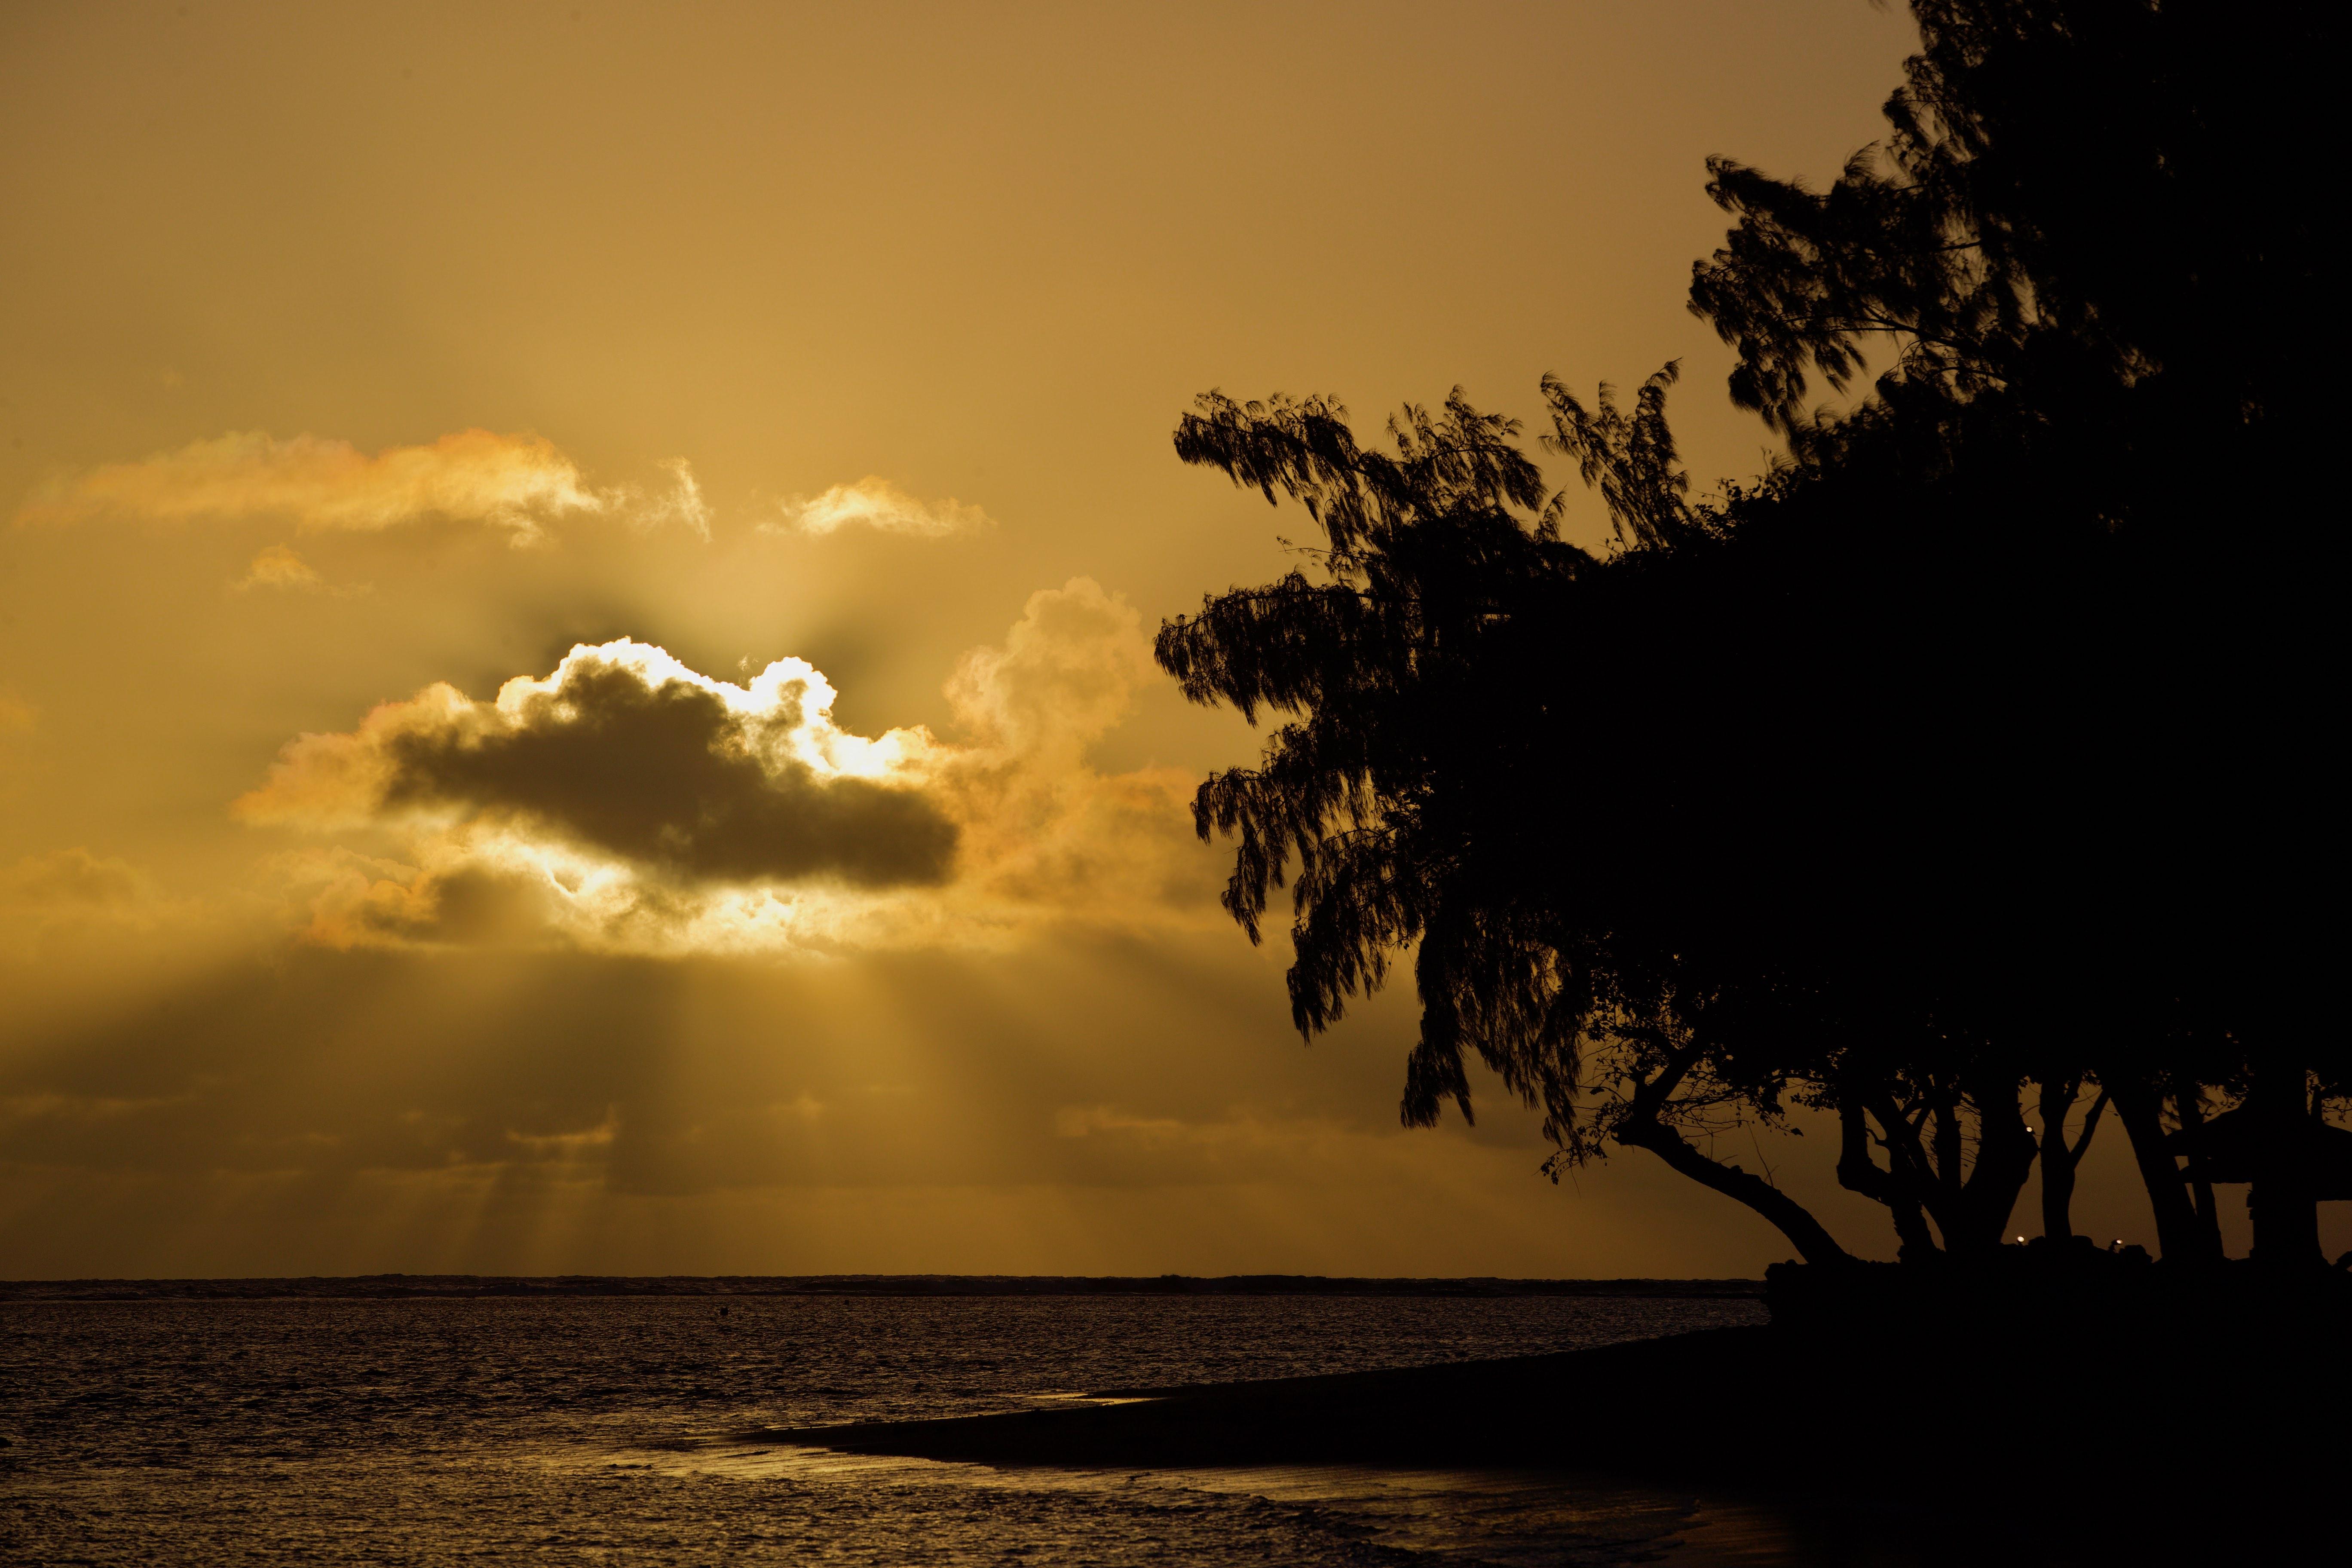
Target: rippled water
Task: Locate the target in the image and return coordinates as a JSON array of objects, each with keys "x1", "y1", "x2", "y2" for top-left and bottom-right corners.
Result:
[{"x1": 0, "y1": 1291, "x2": 1942, "y2": 1566}]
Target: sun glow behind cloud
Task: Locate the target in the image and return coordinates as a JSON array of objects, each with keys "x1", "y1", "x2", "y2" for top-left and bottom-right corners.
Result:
[
  {"x1": 0, "y1": 0, "x2": 1981, "y2": 1281},
  {"x1": 0, "y1": 404, "x2": 1867, "y2": 1283},
  {"x1": 236, "y1": 579, "x2": 1213, "y2": 956}
]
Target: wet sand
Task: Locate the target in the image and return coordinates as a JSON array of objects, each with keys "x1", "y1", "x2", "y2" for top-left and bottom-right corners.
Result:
[
  {"x1": 755, "y1": 1326, "x2": 1771, "y2": 1471},
  {"x1": 765, "y1": 1317, "x2": 2340, "y2": 1558}
]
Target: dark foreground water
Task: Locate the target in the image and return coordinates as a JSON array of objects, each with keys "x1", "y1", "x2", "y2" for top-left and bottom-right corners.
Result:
[{"x1": 0, "y1": 1289, "x2": 1971, "y2": 1566}]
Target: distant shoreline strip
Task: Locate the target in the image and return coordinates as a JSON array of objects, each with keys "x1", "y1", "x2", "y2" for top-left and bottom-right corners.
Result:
[{"x1": 0, "y1": 1273, "x2": 1764, "y2": 1302}]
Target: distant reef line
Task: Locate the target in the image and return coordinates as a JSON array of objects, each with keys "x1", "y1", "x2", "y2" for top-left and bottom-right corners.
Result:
[{"x1": 0, "y1": 1273, "x2": 1764, "y2": 1302}]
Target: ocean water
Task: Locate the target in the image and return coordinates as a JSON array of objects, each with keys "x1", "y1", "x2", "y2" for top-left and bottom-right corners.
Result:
[{"x1": 0, "y1": 1289, "x2": 1954, "y2": 1567}]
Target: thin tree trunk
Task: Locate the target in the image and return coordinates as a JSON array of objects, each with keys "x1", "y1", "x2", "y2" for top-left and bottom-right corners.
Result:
[
  {"x1": 1838, "y1": 1099, "x2": 1938, "y2": 1257},
  {"x1": 1869, "y1": 1091, "x2": 1972, "y2": 1255},
  {"x1": 2038, "y1": 1081, "x2": 2109, "y2": 1244},
  {"x1": 2247, "y1": 1060, "x2": 2322, "y2": 1269},
  {"x1": 2110, "y1": 1080, "x2": 2208, "y2": 1263},
  {"x1": 1930, "y1": 1090, "x2": 1963, "y2": 1219},
  {"x1": 2038, "y1": 1078, "x2": 2082, "y2": 1243},
  {"x1": 2174, "y1": 1087, "x2": 2223, "y2": 1258},
  {"x1": 1958, "y1": 1081, "x2": 2038, "y2": 1251}
]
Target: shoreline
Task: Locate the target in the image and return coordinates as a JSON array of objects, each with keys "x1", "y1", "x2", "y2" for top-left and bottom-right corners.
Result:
[
  {"x1": 759, "y1": 1312, "x2": 2341, "y2": 1555},
  {"x1": 0, "y1": 1273, "x2": 1764, "y2": 1303},
  {"x1": 753, "y1": 1326, "x2": 1770, "y2": 1471}
]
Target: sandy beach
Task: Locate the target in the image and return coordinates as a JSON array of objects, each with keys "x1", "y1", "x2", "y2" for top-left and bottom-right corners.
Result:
[{"x1": 763, "y1": 1308, "x2": 2344, "y2": 1560}]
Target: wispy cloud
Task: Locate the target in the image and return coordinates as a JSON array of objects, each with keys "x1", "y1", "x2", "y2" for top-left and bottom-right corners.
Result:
[
  {"x1": 610, "y1": 456, "x2": 711, "y2": 540},
  {"x1": 236, "y1": 544, "x2": 324, "y2": 592},
  {"x1": 650, "y1": 457, "x2": 711, "y2": 539},
  {"x1": 16, "y1": 429, "x2": 603, "y2": 543},
  {"x1": 230, "y1": 543, "x2": 376, "y2": 597},
  {"x1": 769, "y1": 475, "x2": 993, "y2": 538}
]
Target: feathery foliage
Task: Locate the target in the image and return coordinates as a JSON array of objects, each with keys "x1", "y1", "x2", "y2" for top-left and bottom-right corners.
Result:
[{"x1": 1160, "y1": 0, "x2": 2340, "y2": 1269}]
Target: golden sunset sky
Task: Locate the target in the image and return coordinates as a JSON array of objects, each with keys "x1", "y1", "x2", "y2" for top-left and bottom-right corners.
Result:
[{"x1": 2, "y1": 2, "x2": 2176, "y2": 1278}]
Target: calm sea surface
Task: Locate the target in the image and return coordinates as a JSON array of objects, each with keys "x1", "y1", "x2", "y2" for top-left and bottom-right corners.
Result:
[{"x1": 1, "y1": 1290, "x2": 1969, "y2": 1567}]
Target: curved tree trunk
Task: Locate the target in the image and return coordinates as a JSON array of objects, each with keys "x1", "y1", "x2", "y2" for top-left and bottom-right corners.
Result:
[
  {"x1": 1614, "y1": 1044, "x2": 1852, "y2": 1267},
  {"x1": 1614, "y1": 1114, "x2": 1854, "y2": 1267}
]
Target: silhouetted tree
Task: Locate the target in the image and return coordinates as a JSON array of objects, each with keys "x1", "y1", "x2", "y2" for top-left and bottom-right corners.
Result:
[
  {"x1": 1162, "y1": 0, "x2": 2338, "y2": 1272},
  {"x1": 2033, "y1": 1073, "x2": 2110, "y2": 1246},
  {"x1": 1684, "y1": 0, "x2": 2336, "y2": 1261},
  {"x1": 1158, "y1": 383, "x2": 1877, "y2": 1265}
]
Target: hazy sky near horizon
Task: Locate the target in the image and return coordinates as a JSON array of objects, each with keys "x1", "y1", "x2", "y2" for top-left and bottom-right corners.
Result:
[{"x1": 1, "y1": 1, "x2": 2228, "y2": 1278}]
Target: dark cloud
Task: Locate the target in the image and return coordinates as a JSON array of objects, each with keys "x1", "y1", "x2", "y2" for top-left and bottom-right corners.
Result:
[
  {"x1": 254, "y1": 645, "x2": 958, "y2": 889},
  {"x1": 236, "y1": 588, "x2": 1219, "y2": 951}
]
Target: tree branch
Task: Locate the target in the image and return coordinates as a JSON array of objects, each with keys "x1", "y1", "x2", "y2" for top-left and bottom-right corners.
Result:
[{"x1": 1615, "y1": 1048, "x2": 1852, "y2": 1266}]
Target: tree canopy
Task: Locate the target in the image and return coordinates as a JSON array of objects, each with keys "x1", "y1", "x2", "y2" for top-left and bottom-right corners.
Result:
[{"x1": 1158, "y1": 0, "x2": 2341, "y2": 1271}]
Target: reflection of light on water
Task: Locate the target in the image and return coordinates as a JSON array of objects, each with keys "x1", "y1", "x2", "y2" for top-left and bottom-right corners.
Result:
[
  {"x1": 561, "y1": 1441, "x2": 1838, "y2": 1567},
  {"x1": 1160, "y1": 1466, "x2": 1706, "y2": 1564},
  {"x1": 536, "y1": 1438, "x2": 1004, "y2": 1489},
  {"x1": 11, "y1": 1297, "x2": 1821, "y2": 1567}
]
